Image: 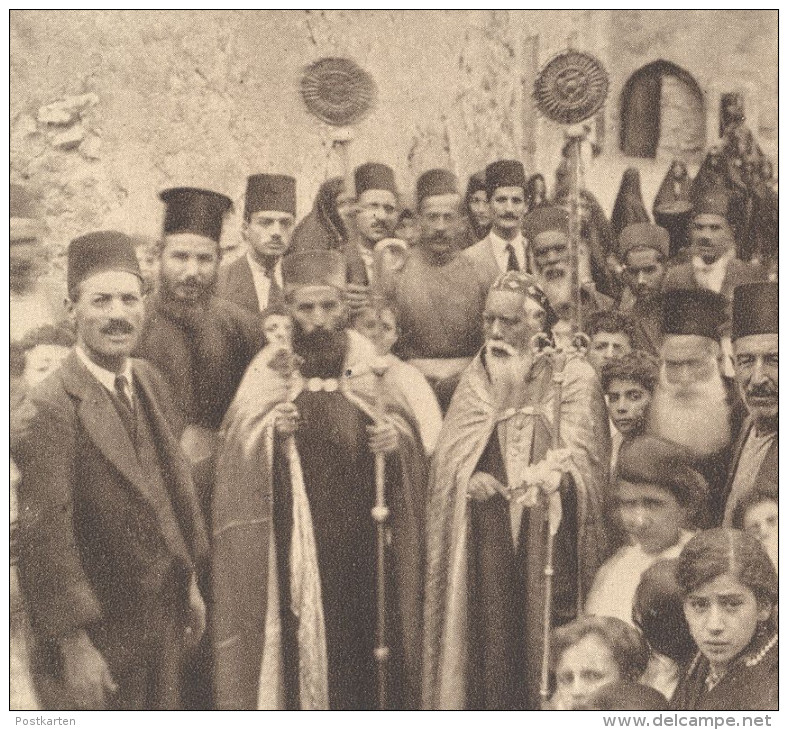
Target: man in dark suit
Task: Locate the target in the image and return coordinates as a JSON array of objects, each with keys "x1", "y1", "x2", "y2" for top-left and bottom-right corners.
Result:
[
  {"x1": 464, "y1": 159, "x2": 529, "y2": 293},
  {"x1": 664, "y1": 187, "x2": 765, "y2": 303},
  {"x1": 14, "y1": 231, "x2": 209, "y2": 710},
  {"x1": 217, "y1": 174, "x2": 296, "y2": 314},
  {"x1": 722, "y1": 282, "x2": 778, "y2": 525}
]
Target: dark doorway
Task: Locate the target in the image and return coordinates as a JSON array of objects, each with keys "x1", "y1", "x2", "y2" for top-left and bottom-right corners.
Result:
[{"x1": 620, "y1": 61, "x2": 705, "y2": 159}]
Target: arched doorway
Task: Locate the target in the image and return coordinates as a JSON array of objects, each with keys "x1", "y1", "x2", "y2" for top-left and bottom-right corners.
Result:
[{"x1": 620, "y1": 61, "x2": 705, "y2": 159}]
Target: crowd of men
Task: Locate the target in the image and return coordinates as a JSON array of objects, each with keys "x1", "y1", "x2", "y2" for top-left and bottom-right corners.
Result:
[{"x1": 9, "y1": 132, "x2": 778, "y2": 712}]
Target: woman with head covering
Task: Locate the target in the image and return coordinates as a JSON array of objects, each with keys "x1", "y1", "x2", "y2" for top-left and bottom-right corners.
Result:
[
  {"x1": 552, "y1": 159, "x2": 618, "y2": 297},
  {"x1": 653, "y1": 160, "x2": 694, "y2": 259},
  {"x1": 457, "y1": 170, "x2": 491, "y2": 248},
  {"x1": 611, "y1": 167, "x2": 650, "y2": 241},
  {"x1": 670, "y1": 528, "x2": 778, "y2": 711},
  {"x1": 525, "y1": 173, "x2": 548, "y2": 213},
  {"x1": 289, "y1": 176, "x2": 347, "y2": 253}
]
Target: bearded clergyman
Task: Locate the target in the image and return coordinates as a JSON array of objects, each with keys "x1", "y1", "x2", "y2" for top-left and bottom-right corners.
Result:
[
  {"x1": 211, "y1": 250, "x2": 428, "y2": 710},
  {"x1": 422, "y1": 271, "x2": 612, "y2": 710},
  {"x1": 647, "y1": 289, "x2": 739, "y2": 526}
]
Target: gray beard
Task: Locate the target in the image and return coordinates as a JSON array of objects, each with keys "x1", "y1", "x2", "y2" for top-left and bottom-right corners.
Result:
[
  {"x1": 648, "y1": 367, "x2": 732, "y2": 457},
  {"x1": 485, "y1": 345, "x2": 533, "y2": 407}
]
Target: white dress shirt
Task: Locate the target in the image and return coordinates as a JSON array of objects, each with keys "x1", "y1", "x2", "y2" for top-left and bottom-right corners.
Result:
[
  {"x1": 692, "y1": 249, "x2": 733, "y2": 294},
  {"x1": 76, "y1": 346, "x2": 134, "y2": 405},
  {"x1": 488, "y1": 229, "x2": 526, "y2": 273},
  {"x1": 247, "y1": 253, "x2": 283, "y2": 312}
]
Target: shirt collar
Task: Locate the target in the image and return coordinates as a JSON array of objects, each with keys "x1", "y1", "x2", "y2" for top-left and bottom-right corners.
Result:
[
  {"x1": 488, "y1": 229, "x2": 525, "y2": 269},
  {"x1": 488, "y1": 228, "x2": 524, "y2": 252},
  {"x1": 75, "y1": 346, "x2": 133, "y2": 395},
  {"x1": 692, "y1": 248, "x2": 733, "y2": 274},
  {"x1": 246, "y1": 252, "x2": 281, "y2": 278}
]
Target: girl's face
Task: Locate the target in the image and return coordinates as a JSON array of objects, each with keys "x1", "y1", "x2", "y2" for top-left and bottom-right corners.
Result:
[
  {"x1": 743, "y1": 500, "x2": 778, "y2": 570},
  {"x1": 683, "y1": 572, "x2": 772, "y2": 674},
  {"x1": 468, "y1": 190, "x2": 491, "y2": 227},
  {"x1": 555, "y1": 633, "x2": 622, "y2": 710},
  {"x1": 263, "y1": 314, "x2": 293, "y2": 349}
]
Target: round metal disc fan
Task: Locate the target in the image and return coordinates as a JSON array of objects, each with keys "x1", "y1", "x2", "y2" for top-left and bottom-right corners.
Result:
[
  {"x1": 300, "y1": 57, "x2": 378, "y2": 126},
  {"x1": 533, "y1": 50, "x2": 609, "y2": 125}
]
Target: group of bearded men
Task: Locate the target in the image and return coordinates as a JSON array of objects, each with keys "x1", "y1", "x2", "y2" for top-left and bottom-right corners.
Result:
[{"x1": 10, "y1": 152, "x2": 777, "y2": 712}]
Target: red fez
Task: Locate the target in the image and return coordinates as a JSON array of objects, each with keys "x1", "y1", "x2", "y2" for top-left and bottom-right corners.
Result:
[
  {"x1": 281, "y1": 250, "x2": 346, "y2": 290},
  {"x1": 67, "y1": 231, "x2": 142, "y2": 297},
  {"x1": 485, "y1": 159, "x2": 526, "y2": 196},
  {"x1": 354, "y1": 162, "x2": 397, "y2": 197},
  {"x1": 617, "y1": 434, "x2": 708, "y2": 509},
  {"x1": 694, "y1": 187, "x2": 731, "y2": 220},
  {"x1": 663, "y1": 288, "x2": 726, "y2": 340},
  {"x1": 244, "y1": 174, "x2": 296, "y2": 219},
  {"x1": 732, "y1": 281, "x2": 778, "y2": 340},
  {"x1": 416, "y1": 169, "x2": 458, "y2": 205},
  {"x1": 619, "y1": 223, "x2": 670, "y2": 258},
  {"x1": 523, "y1": 205, "x2": 569, "y2": 240},
  {"x1": 160, "y1": 187, "x2": 233, "y2": 243}
]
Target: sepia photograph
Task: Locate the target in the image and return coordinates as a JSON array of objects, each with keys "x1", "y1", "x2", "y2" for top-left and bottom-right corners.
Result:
[{"x1": 8, "y1": 7, "x2": 779, "y2": 718}]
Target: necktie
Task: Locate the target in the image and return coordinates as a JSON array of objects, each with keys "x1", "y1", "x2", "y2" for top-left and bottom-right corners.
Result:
[
  {"x1": 505, "y1": 243, "x2": 520, "y2": 272},
  {"x1": 265, "y1": 264, "x2": 282, "y2": 304},
  {"x1": 114, "y1": 374, "x2": 136, "y2": 438}
]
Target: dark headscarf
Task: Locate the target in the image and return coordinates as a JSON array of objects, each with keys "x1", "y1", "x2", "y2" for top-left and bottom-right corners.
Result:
[
  {"x1": 611, "y1": 167, "x2": 650, "y2": 240},
  {"x1": 460, "y1": 170, "x2": 491, "y2": 242},
  {"x1": 525, "y1": 173, "x2": 548, "y2": 212},
  {"x1": 289, "y1": 177, "x2": 347, "y2": 254},
  {"x1": 653, "y1": 159, "x2": 693, "y2": 217}
]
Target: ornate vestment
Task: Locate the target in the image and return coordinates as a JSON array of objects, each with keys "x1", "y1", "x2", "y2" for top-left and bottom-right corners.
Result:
[
  {"x1": 422, "y1": 350, "x2": 612, "y2": 709},
  {"x1": 212, "y1": 331, "x2": 427, "y2": 709}
]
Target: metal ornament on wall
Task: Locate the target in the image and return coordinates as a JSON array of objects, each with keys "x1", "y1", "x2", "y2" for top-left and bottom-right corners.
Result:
[
  {"x1": 300, "y1": 57, "x2": 378, "y2": 127},
  {"x1": 533, "y1": 50, "x2": 609, "y2": 125}
]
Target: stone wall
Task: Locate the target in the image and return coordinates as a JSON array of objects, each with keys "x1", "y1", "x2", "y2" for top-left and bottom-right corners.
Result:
[{"x1": 10, "y1": 9, "x2": 777, "y2": 269}]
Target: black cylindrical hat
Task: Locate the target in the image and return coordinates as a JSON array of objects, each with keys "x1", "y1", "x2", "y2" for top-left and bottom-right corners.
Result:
[
  {"x1": 67, "y1": 230, "x2": 142, "y2": 297},
  {"x1": 244, "y1": 174, "x2": 296, "y2": 219},
  {"x1": 663, "y1": 288, "x2": 727, "y2": 340},
  {"x1": 160, "y1": 187, "x2": 233, "y2": 243},
  {"x1": 485, "y1": 159, "x2": 526, "y2": 196},
  {"x1": 732, "y1": 281, "x2": 778, "y2": 340},
  {"x1": 416, "y1": 169, "x2": 458, "y2": 205}
]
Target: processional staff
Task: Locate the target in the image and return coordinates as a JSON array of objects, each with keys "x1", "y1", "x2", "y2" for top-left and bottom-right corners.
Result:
[
  {"x1": 532, "y1": 46, "x2": 609, "y2": 708},
  {"x1": 301, "y1": 57, "x2": 392, "y2": 710}
]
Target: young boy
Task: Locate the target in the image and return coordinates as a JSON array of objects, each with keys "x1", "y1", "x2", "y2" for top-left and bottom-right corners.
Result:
[
  {"x1": 586, "y1": 434, "x2": 707, "y2": 626},
  {"x1": 350, "y1": 299, "x2": 442, "y2": 456},
  {"x1": 600, "y1": 350, "x2": 659, "y2": 474},
  {"x1": 586, "y1": 310, "x2": 635, "y2": 375}
]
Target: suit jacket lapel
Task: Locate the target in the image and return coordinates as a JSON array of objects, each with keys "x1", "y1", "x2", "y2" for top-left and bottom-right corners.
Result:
[
  {"x1": 61, "y1": 352, "x2": 158, "y2": 509},
  {"x1": 238, "y1": 258, "x2": 262, "y2": 312}
]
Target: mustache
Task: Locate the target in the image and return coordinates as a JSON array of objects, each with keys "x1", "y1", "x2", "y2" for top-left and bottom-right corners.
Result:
[
  {"x1": 499, "y1": 213, "x2": 519, "y2": 220},
  {"x1": 101, "y1": 319, "x2": 135, "y2": 335},
  {"x1": 485, "y1": 340, "x2": 519, "y2": 357},
  {"x1": 747, "y1": 382, "x2": 778, "y2": 398}
]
